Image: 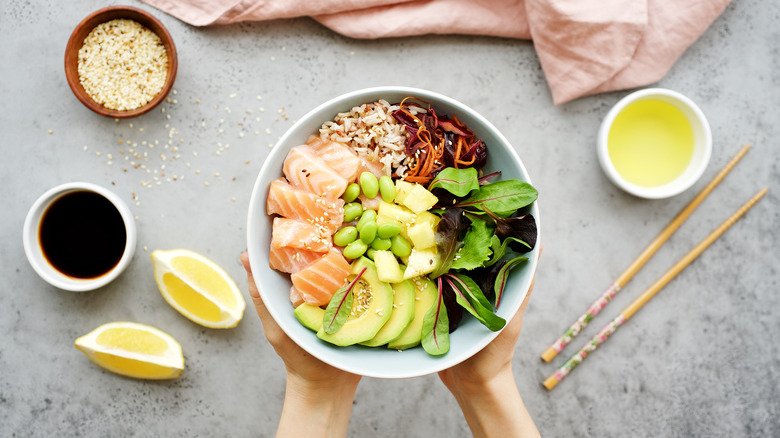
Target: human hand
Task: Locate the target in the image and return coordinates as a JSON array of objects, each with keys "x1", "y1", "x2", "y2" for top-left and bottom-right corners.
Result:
[
  {"x1": 437, "y1": 251, "x2": 541, "y2": 438},
  {"x1": 241, "y1": 252, "x2": 359, "y2": 438},
  {"x1": 240, "y1": 252, "x2": 361, "y2": 389},
  {"x1": 438, "y1": 273, "x2": 536, "y2": 390}
]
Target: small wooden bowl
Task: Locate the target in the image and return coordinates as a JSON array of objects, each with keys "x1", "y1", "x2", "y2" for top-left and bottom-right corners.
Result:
[{"x1": 64, "y1": 6, "x2": 178, "y2": 119}]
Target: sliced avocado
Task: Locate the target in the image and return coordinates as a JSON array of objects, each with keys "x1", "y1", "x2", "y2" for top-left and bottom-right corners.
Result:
[
  {"x1": 388, "y1": 276, "x2": 438, "y2": 350},
  {"x1": 317, "y1": 258, "x2": 394, "y2": 347},
  {"x1": 360, "y1": 280, "x2": 415, "y2": 347},
  {"x1": 294, "y1": 303, "x2": 325, "y2": 332}
]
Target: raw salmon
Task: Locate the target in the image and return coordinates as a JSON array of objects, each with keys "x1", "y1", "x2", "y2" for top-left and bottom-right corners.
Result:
[
  {"x1": 289, "y1": 286, "x2": 304, "y2": 308},
  {"x1": 271, "y1": 217, "x2": 331, "y2": 253},
  {"x1": 358, "y1": 193, "x2": 382, "y2": 211},
  {"x1": 267, "y1": 178, "x2": 344, "y2": 233},
  {"x1": 283, "y1": 145, "x2": 348, "y2": 199},
  {"x1": 359, "y1": 156, "x2": 388, "y2": 178},
  {"x1": 269, "y1": 245, "x2": 327, "y2": 274},
  {"x1": 306, "y1": 137, "x2": 362, "y2": 182},
  {"x1": 291, "y1": 249, "x2": 351, "y2": 306}
]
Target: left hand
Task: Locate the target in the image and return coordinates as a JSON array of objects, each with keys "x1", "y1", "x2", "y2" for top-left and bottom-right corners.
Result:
[{"x1": 240, "y1": 252, "x2": 361, "y2": 390}]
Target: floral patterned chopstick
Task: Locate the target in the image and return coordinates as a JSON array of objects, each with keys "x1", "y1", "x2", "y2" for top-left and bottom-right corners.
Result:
[
  {"x1": 543, "y1": 187, "x2": 768, "y2": 390},
  {"x1": 541, "y1": 145, "x2": 751, "y2": 363}
]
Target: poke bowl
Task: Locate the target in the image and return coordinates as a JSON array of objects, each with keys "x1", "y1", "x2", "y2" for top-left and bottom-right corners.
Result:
[{"x1": 247, "y1": 86, "x2": 540, "y2": 378}]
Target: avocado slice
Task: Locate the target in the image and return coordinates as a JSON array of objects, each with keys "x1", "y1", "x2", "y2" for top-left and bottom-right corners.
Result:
[
  {"x1": 387, "y1": 276, "x2": 438, "y2": 350},
  {"x1": 360, "y1": 280, "x2": 415, "y2": 347},
  {"x1": 294, "y1": 303, "x2": 325, "y2": 332},
  {"x1": 316, "y1": 258, "x2": 394, "y2": 347}
]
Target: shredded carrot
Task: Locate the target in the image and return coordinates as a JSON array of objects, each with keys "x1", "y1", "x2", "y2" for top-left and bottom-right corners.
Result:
[
  {"x1": 454, "y1": 137, "x2": 476, "y2": 166},
  {"x1": 397, "y1": 97, "x2": 482, "y2": 184}
]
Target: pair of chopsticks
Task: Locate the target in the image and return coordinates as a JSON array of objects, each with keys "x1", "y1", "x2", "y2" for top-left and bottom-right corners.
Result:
[{"x1": 542, "y1": 145, "x2": 767, "y2": 390}]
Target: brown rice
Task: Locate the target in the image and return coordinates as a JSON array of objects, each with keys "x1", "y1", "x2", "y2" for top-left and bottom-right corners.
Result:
[{"x1": 318, "y1": 99, "x2": 425, "y2": 177}]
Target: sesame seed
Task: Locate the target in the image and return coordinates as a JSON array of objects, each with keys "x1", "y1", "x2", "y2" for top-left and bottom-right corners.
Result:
[{"x1": 77, "y1": 19, "x2": 167, "y2": 111}]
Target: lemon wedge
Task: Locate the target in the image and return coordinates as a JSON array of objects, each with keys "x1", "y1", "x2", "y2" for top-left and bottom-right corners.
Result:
[
  {"x1": 74, "y1": 321, "x2": 184, "y2": 380},
  {"x1": 151, "y1": 249, "x2": 245, "y2": 329}
]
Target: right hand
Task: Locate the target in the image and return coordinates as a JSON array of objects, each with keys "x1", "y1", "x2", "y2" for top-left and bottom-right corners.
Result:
[{"x1": 438, "y1": 273, "x2": 536, "y2": 390}]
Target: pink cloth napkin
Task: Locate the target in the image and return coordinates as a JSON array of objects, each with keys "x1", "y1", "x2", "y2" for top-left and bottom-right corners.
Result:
[{"x1": 141, "y1": 0, "x2": 731, "y2": 104}]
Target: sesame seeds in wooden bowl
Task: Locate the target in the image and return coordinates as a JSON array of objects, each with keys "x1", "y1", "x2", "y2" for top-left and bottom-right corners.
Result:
[{"x1": 64, "y1": 6, "x2": 177, "y2": 119}]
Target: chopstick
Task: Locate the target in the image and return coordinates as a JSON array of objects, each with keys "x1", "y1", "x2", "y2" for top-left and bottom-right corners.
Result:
[
  {"x1": 541, "y1": 145, "x2": 751, "y2": 363},
  {"x1": 542, "y1": 187, "x2": 768, "y2": 390}
]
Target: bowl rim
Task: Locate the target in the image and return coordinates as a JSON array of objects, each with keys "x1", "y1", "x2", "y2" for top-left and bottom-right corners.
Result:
[
  {"x1": 64, "y1": 5, "x2": 178, "y2": 119},
  {"x1": 597, "y1": 88, "x2": 712, "y2": 199},
  {"x1": 22, "y1": 182, "x2": 137, "y2": 292},
  {"x1": 247, "y1": 86, "x2": 540, "y2": 378}
]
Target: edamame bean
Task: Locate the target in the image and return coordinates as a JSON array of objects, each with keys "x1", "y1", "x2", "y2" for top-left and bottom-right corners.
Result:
[
  {"x1": 379, "y1": 175, "x2": 396, "y2": 203},
  {"x1": 360, "y1": 221, "x2": 378, "y2": 244},
  {"x1": 356, "y1": 209, "x2": 377, "y2": 231},
  {"x1": 377, "y1": 222, "x2": 402, "y2": 239},
  {"x1": 391, "y1": 235, "x2": 412, "y2": 258},
  {"x1": 333, "y1": 226, "x2": 358, "y2": 247},
  {"x1": 370, "y1": 237, "x2": 392, "y2": 251},
  {"x1": 343, "y1": 202, "x2": 363, "y2": 222},
  {"x1": 366, "y1": 248, "x2": 377, "y2": 260},
  {"x1": 343, "y1": 240, "x2": 368, "y2": 259},
  {"x1": 342, "y1": 183, "x2": 361, "y2": 203},
  {"x1": 359, "y1": 172, "x2": 379, "y2": 199}
]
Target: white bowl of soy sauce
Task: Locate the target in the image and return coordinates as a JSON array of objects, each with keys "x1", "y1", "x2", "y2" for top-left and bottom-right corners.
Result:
[{"x1": 23, "y1": 182, "x2": 137, "y2": 291}]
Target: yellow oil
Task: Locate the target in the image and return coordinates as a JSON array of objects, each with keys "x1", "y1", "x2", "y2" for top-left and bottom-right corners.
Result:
[{"x1": 607, "y1": 99, "x2": 694, "y2": 187}]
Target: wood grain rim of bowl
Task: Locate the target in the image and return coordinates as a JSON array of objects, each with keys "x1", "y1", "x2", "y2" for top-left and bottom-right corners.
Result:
[{"x1": 64, "y1": 5, "x2": 178, "y2": 119}]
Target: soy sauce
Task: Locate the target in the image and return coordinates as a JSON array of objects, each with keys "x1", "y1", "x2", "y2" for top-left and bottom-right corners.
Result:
[{"x1": 39, "y1": 190, "x2": 126, "y2": 279}]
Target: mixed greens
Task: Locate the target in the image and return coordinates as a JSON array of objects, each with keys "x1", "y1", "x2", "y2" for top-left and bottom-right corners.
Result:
[{"x1": 421, "y1": 167, "x2": 537, "y2": 355}]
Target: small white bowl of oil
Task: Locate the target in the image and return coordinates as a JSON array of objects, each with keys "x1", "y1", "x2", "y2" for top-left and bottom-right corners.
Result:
[{"x1": 597, "y1": 88, "x2": 712, "y2": 199}]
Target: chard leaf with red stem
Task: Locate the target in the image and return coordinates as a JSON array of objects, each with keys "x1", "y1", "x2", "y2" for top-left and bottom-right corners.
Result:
[
  {"x1": 443, "y1": 274, "x2": 506, "y2": 331},
  {"x1": 494, "y1": 257, "x2": 528, "y2": 309},
  {"x1": 456, "y1": 180, "x2": 537, "y2": 215},
  {"x1": 428, "y1": 167, "x2": 480, "y2": 198},
  {"x1": 322, "y1": 267, "x2": 366, "y2": 334},
  {"x1": 422, "y1": 277, "x2": 450, "y2": 355}
]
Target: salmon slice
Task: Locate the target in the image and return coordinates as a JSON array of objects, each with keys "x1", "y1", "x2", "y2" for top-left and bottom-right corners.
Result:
[
  {"x1": 267, "y1": 178, "x2": 344, "y2": 233},
  {"x1": 271, "y1": 217, "x2": 331, "y2": 253},
  {"x1": 358, "y1": 193, "x2": 382, "y2": 211},
  {"x1": 306, "y1": 137, "x2": 362, "y2": 182},
  {"x1": 283, "y1": 145, "x2": 348, "y2": 199},
  {"x1": 289, "y1": 286, "x2": 304, "y2": 308},
  {"x1": 291, "y1": 249, "x2": 351, "y2": 306},
  {"x1": 359, "y1": 156, "x2": 388, "y2": 178},
  {"x1": 269, "y1": 245, "x2": 327, "y2": 274}
]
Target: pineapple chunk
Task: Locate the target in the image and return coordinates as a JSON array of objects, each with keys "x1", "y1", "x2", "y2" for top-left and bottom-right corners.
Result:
[
  {"x1": 415, "y1": 211, "x2": 440, "y2": 229},
  {"x1": 407, "y1": 222, "x2": 435, "y2": 249},
  {"x1": 374, "y1": 250, "x2": 405, "y2": 283},
  {"x1": 377, "y1": 201, "x2": 416, "y2": 228},
  {"x1": 402, "y1": 185, "x2": 438, "y2": 214},
  {"x1": 403, "y1": 248, "x2": 440, "y2": 280},
  {"x1": 394, "y1": 180, "x2": 416, "y2": 204}
]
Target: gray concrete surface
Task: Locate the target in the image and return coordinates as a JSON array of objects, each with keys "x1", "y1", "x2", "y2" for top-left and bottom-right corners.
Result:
[{"x1": 2, "y1": 1, "x2": 778, "y2": 436}]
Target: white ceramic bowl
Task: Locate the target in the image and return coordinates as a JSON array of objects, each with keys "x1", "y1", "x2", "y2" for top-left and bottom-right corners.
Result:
[
  {"x1": 23, "y1": 182, "x2": 137, "y2": 292},
  {"x1": 247, "y1": 87, "x2": 540, "y2": 378},
  {"x1": 597, "y1": 88, "x2": 712, "y2": 199}
]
